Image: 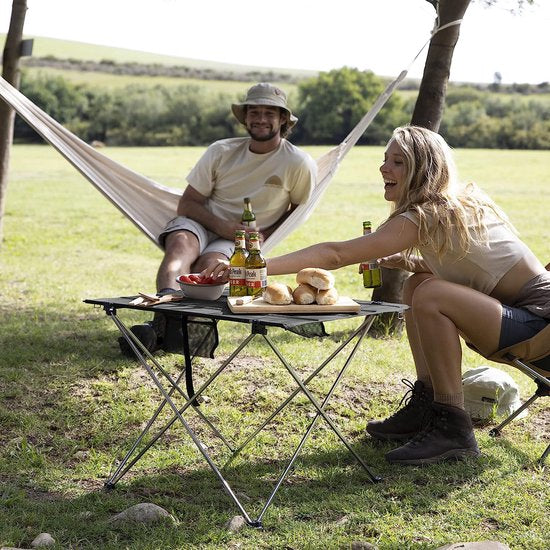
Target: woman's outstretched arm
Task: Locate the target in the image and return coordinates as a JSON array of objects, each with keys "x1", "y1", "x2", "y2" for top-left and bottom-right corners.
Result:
[{"x1": 267, "y1": 215, "x2": 419, "y2": 275}]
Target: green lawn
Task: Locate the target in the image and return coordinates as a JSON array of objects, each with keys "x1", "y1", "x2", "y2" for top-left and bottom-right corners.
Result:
[{"x1": 0, "y1": 145, "x2": 548, "y2": 549}]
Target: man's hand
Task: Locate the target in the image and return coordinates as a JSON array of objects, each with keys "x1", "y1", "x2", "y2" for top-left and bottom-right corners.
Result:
[{"x1": 200, "y1": 258, "x2": 231, "y2": 282}]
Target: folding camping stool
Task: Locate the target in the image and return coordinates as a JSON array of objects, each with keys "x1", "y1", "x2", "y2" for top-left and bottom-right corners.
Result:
[{"x1": 484, "y1": 323, "x2": 550, "y2": 465}]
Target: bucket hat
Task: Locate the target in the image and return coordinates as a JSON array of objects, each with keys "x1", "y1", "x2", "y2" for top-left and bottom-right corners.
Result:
[
  {"x1": 231, "y1": 83, "x2": 298, "y2": 128},
  {"x1": 462, "y1": 366, "x2": 527, "y2": 420}
]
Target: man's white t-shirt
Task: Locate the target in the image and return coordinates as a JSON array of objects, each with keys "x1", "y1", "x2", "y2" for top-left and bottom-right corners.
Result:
[{"x1": 186, "y1": 137, "x2": 317, "y2": 229}]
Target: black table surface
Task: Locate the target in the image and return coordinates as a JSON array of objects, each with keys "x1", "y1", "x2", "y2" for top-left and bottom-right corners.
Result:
[{"x1": 84, "y1": 293, "x2": 406, "y2": 331}]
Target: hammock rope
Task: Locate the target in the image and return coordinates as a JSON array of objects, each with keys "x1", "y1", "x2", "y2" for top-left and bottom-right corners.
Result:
[{"x1": 0, "y1": 18, "x2": 462, "y2": 253}]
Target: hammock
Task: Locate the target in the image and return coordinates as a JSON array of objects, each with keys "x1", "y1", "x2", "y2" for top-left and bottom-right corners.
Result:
[
  {"x1": 0, "y1": 73, "x2": 405, "y2": 253},
  {"x1": 1, "y1": 18, "x2": 460, "y2": 252}
]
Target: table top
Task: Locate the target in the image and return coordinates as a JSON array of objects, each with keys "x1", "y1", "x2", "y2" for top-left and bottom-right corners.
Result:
[{"x1": 85, "y1": 294, "x2": 407, "y2": 330}]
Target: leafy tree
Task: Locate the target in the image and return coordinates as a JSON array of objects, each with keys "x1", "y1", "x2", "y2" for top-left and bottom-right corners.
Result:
[
  {"x1": 16, "y1": 74, "x2": 89, "y2": 141},
  {"x1": 295, "y1": 67, "x2": 405, "y2": 145}
]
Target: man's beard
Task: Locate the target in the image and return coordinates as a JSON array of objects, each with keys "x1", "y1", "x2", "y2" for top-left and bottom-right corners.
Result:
[{"x1": 246, "y1": 126, "x2": 279, "y2": 142}]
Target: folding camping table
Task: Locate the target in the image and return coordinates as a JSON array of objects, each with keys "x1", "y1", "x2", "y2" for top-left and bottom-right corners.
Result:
[{"x1": 85, "y1": 293, "x2": 407, "y2": 527}]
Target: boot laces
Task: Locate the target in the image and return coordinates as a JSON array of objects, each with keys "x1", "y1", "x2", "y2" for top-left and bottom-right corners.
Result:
[
  {"x1": 388, "y1": 379, "x2": 424, "y2": 420},
  {"x1": 407, "y1": 406, "x2": 447, "y2": 447}
]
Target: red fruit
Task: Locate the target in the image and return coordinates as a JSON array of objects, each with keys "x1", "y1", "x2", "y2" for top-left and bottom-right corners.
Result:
[
  {"x1": 189, "y1": 274, "x2": 202, "y2": 283},
  {"x1": 178, "y1": 275, "x2": 192, "y2": 283}
]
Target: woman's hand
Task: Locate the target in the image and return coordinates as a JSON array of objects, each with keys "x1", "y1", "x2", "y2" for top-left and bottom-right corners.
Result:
[
  {"x1": 200, "y1": 259, "x2": 231, "y2": 282},
  {"x1": 378, "y1": 253, "x2": 405, "y2": 269}
]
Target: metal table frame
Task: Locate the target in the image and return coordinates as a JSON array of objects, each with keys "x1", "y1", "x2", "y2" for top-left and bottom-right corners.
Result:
[{"x1": 85, "y1": 295, "x2": 406, "y2": 527}]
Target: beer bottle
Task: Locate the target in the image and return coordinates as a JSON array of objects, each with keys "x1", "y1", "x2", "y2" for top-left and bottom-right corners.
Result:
[
  {"x1": 361, "y1": 220, "x2": 383, "y2": 288},
  {"x1": 245, "y1": 231, "x2": 267, "y2": 296},
  {"x1": 241, "y1": 197, "x2": 257, "y2": 228},
  {"x1": 229, "y1": 230, "x2": 248, "y2": 296}
]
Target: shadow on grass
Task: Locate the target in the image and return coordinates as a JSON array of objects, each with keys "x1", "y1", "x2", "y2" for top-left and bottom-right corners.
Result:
[
  {"x1": 0, "y1": 438, "x2": 492, "y2": 549},
  {"x1": 1, "y1": 306, "x2": 547, "y2": 548},
  {"x1": 0, "y1": 304, "x2": 136, "y2": 373}
]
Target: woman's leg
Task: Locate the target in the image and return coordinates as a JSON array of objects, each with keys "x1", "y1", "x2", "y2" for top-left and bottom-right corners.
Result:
[
  {"x1": 365, "y1": 273, "x2": 436, "y2": 441},
  {"x1": 410, "y1": 278, "x2": 502, "y2": 405},
  {"x1": 385, "y1": 279, "x2": 502, "y2": 464},
  {"x1": 402, "y1": 273, "x2": 435, "y2": 387}
]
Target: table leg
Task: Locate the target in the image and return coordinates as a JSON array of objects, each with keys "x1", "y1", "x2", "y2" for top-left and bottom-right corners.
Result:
[
  {"x1": 105, "y1": 309, "x2": 234, "y2": 485},
  {"x1": 102, "y1": 305, "x2": 382, "y2": 527},
  {"x1": 255, "y1": 317, "x2": 380, "y2": 524},
  {"x1": 225, "y1": 316, "x2": 376, "y2": 465}
]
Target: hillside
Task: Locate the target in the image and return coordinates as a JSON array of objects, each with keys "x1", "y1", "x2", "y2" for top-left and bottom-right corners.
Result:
[{"x1": 1, "y1": 34, "x2": 319, "y2": 81}]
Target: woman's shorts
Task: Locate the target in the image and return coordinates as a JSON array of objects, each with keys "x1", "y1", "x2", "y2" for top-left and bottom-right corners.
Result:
[{"x1": 499, "y1": 305, "x2": 549, "y2": 350}]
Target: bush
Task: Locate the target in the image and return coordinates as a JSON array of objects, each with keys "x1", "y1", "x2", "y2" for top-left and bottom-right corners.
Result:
[{"x1": 13, "y1": 71, "x2": 550, "y2": 149}]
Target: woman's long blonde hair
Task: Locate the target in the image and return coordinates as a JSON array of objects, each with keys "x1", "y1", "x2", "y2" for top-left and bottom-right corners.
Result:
[{"x1": 385, "y1": 125, "x2": 513, "y2": 262}]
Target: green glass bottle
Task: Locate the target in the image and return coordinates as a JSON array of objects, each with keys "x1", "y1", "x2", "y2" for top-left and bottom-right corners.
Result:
[
  {"x1": 245, "y1": 231, "x2": 267, "y2": 296},
  {"x1": 361, "y1": 221, "x2": 383, "y2": 289},
  {"x1": 241, "y1": 197, "x2": 257, "y2": 228},
  {"x1": 229, "y1": 230, "x2": 248, "y2": 296}
]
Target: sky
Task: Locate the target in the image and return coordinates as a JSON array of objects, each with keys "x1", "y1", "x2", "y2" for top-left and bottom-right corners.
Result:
[{"x1": 1, "y1": 0, "x2": 549, "y2": 85}]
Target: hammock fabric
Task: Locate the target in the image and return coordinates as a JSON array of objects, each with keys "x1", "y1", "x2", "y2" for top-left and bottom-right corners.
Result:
[
  {"x1": 0, "y1": 13, "x2": 463, "y2": 252},
  {"x1": 0, "y1": 71, "x2": 407, "y2": 253}
]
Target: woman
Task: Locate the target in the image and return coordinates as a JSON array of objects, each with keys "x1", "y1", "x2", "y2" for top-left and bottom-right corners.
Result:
[{"x1": 206, "y1": 126, "x2": 550, "y2": 465}]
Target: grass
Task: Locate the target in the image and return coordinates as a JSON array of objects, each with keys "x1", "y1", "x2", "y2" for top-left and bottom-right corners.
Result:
[{"x1": 0, "y1": 144, "x2": 549, "y2": 549}]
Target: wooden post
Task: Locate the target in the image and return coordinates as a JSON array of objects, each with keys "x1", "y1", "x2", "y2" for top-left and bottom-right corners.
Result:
[{"x1": 0, "y1": 0, "x2": 28, "y2": 249}]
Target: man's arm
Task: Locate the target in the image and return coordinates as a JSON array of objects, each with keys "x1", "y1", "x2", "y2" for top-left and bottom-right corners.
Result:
[
  {"x1": 177, "y1": 185, "x2": 244, "y2": 240},
  {"x1": 546, "y1": 261, "x2": 550, "y2": 271}
]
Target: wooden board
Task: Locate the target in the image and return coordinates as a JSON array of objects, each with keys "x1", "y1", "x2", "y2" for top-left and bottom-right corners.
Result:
[{"x1": 227, "y1": 295, "x2": 361, "y2": 314}]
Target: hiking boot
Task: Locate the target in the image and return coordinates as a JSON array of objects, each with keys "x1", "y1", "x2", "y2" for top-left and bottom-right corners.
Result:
[
  {"x1": 385, "y1": 402, "x2": 481, "y2": 465},
  {"x1": 118, "y1": 321, "x2": 159, "y2": 357},
  {"x1": 118, "y1": 309, "x2": 170, "y2": 357},
  {"x1": 366, "y1": 380, "x2": 434, "y2": 441}
]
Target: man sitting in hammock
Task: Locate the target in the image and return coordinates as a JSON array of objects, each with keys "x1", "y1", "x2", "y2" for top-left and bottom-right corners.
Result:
[{"x1": 120, "y1": 82, "x2": 317, "y2": 356}]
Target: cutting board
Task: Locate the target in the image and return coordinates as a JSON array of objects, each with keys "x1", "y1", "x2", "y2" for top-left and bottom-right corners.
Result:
[{"x1": 227, "y1": 295, "x2": 361, "y2": 314}]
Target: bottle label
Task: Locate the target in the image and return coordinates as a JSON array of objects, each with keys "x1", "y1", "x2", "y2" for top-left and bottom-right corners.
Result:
[
  {"x1": 229, "y1": 266, "x2": 246, "y2": 286},
  {"x1": 246, "y1": 267, "x2": 267, "y2": 288},
  {"x1": 243, "y1": 220, "x2": 257, "y2": 228}
]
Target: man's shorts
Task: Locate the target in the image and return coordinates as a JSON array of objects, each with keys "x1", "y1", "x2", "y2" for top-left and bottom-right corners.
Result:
[
  {"x1": 499, "y1": 305, "x2": 549, "y2": 350},
  {"x1": 158, "y1": 216, "x2": 234, "y2": 259}
]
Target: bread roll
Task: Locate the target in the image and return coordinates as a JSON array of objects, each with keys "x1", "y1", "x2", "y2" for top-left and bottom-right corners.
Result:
[
  {"x1": 316, "y1": 287, "x2": 339, "y2": 305},
  {"x1": 296, "y1": 267, "x2": 335, "y2": 290},
  {"x1": 263, "y1": 282, "x2": 293, "y2": 305},
  {"x1": 292, "y1": 283, "x2": 316, "y2": 305}
]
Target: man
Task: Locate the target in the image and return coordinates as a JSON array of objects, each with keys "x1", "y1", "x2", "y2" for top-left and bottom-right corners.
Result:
[{"x1": 120, "y1": 82, "x2": 317, "y2": 355}]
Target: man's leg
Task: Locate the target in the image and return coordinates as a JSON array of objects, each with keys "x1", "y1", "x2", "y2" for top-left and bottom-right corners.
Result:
[
  {"x1": 157, "y1": 230, "x2": 201, "y2": 292},
  {"x1": 119, "y1": 230, "x2": 201, "y2": 357}
]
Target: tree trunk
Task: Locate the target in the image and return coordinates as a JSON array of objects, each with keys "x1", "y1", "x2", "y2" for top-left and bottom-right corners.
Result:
[
  {"x1": 371, "y1": 0, "x2": 471, "y2": 334},
  {"x1": 0, "y1": 0, "x2": 28, "y2": 250},
  {"x1": 412, "y1": 0, "x2": 472, "y2": 130}
]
